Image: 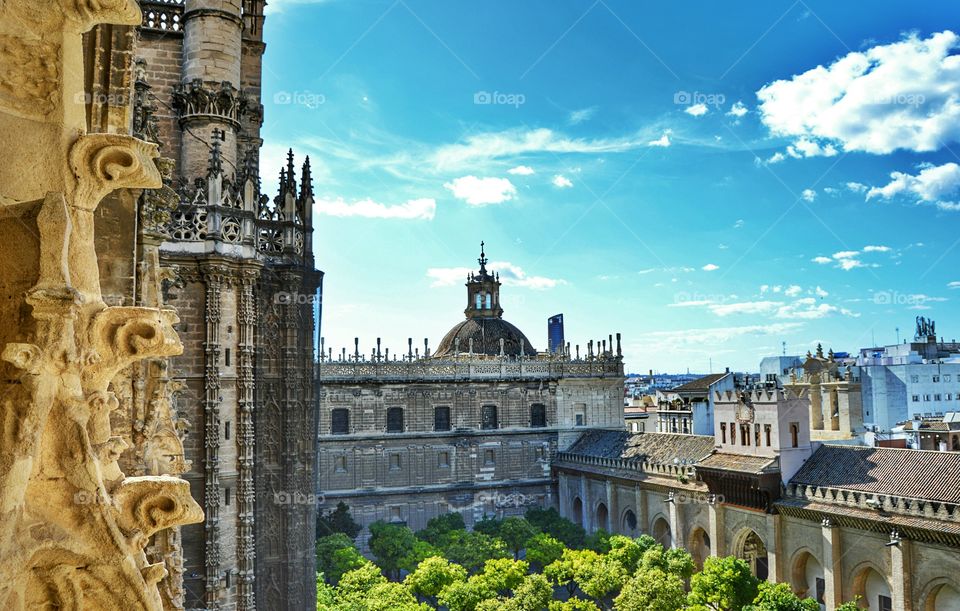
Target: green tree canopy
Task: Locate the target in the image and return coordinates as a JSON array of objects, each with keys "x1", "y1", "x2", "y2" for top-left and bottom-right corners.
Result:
[
  {"x1": 497, "y1": 517, "x2": 538, "y2": 559},
  {"x1": 439, "y1": 530, "x2": 511, "y2": 573},
  {"x1": 525, "y1": 507, "x2": 586, "y2": 549},
  {"x1": 548, "y1": 599, "x2": 601, "y2": 611},
  {"x1": 473, "y1": 516, "x2": 503, "y2": 537},
  {"x1": 744, "y1": 582, "x2": 820, "y2": 611},
  {"x1": 316, "y1": 502, "x2": 362, "y2": 540},
  {"x1": 368, "y1": 521, "x2": 418, "y2": 579},
  {"x1": 316, "y1": 533, "x2": 368, "y2": 584},
  {"x1": 418, "y1": 513, "x2": 467, "y2": 546},
  {"x1": 525, "y1": 533, "x2": 565, "y2": 569},
  {"x1": 404, "y1": 555, "x2": 467, "y2": 600},
  {"x1": 687, "y1": 555, "x2": 761, "y2": 611},
  {"x1": 614, "y1": 567, "x2": 687, "y2": 611}
]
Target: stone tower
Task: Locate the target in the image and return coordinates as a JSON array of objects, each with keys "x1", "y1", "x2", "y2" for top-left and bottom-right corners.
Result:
[{"x1": 134, "y1": 1, "x2": 322, "y2": 609}]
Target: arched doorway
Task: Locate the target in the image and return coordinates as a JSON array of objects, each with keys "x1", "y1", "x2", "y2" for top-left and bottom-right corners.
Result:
[
  {"x1": 735, "y1": 529, "x2": 768, "y2": 581},
  {"x1": 790, "y1": 550, "x2": 824, "y2": 604},
  {"x1": 596, "y1": 502, "x2": 609, "y2": 532},
  {"x1": 621, "y1": 509, "x2": 638, "y2": 533},
  {"x1": 652, "y1": 516, "x2": 671, "y2": 548},
  {"x1": 689, "y1": 527, "x2": 710, "y2": 569},
  {"x1": 924, "y1": 581, "x2": 960, "y2": 611},
  {"x1": 852, "y1": 566, "x2": 891, "y2": 611},
  {"x1": 572, "y1": 497, "x2": 583, "y2": 527}
]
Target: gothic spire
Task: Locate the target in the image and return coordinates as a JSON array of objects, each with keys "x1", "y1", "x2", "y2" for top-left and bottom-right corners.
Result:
[
  {"x1": 285, "y1": 148, "x2": 297, "y2": 193},
  {"x1": 300, "y1": 155, "x2": 313, "y2": 200}
]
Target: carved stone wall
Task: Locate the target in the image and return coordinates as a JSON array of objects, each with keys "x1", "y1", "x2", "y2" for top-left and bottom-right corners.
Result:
[{"x1": 0, "y1": 1, "x2": 204, "y2": 609}]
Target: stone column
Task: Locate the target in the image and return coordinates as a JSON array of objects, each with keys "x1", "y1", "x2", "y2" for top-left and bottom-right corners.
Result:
[
  {"x1": 202, "y1": 268, "x2": 225, "y2": 609},
  {"x1": 636, "y1": 485, "x2": 649, "y2": 535},
  {"x1": 579, "y1": 475, "x2": 589, "y2": 532},
  {"x1": 765, "y1": 513, "x2": 783, "y2": 583},
  {"x1": 606, "y1": 480, "x2": 617, "y2": 533},
  {"x1": 890, "y1": 534, "x2": 913, "y2": 611},
  {"x1": 668, "y1": 494, "x2": 684, "y2": 549},
  {"x1": 236, "y1": 270, "x2": 258, "y2": 610},
  {"x1": 821, "y1": 519, "x2": 843, "y2": 610},
  {"x1": 708, "y1": 500, "x2": 725, "y2": 557}
]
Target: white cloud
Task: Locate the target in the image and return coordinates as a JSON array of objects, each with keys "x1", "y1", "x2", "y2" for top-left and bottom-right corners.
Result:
[
  {"x1": 801, "y1": 188, "x2": 817, "y2": 202},
  {"x1": 846, "y1": 182, "x2": 868, "y2": 193},
  {"x1": 733, "y1": 219, "x2": 744, "y2": 229},
  {"x1": 648, "y1": 132, "x2": 672, "y2": 147},
  {"x1": 727, "y1": 101, "x2": 748, "y2": 117},
  {"x1": 833, "y1": 250, "x2": 859, "y2": 259},
  {"x1": 568, "y1": 107, "x2": 598, "y2": 125},
  {"x1": 948, "y1": 281, "x2": 960, "y2": 289},
  {"x1": 444, "y1": 176, "x2": 517, "y2": 205},
  {"x1": 815, "y1": 286, "x2": 829, "y2": 297},
  {"x1": 636, "y1": 323, "x2": 805, "y2": 347},
  {"x1": 702, "y1": 263, "x2": 720, "y2": 272},
  {"x1": 812, "y1": 256, "x2": 833, "y2": 264},
  {"x1": 427, "y1": 261, "x2": 564, "y2": 290},
  {"x1": 863, "y1": 245, "x2": 891, "y2": 252},
  {"x1": 756, "y1": 31, "x2": 960, "y2": 156},
  {"x1": 785, "y1": 285, "x2": 802, "y2": 297},
  {"x1": 685, "y1": 103, "x2": 709, "y2": 117},
  {"x1": 866, "y1": 162, "x2": 960, "y2": 210},
  {"x1": 314, "y1": 197, "x2": 436, "y2": 220},
  {"x1": 837, "y1": 258, "x2": 864, "y2": 271},
  {"x1": 507, "y1": 165, "x2": 535, "y2": 175},
  {"x1": 552, "y1": 175, "x2": 574, "y2": 188},
  {"x1": 786, "y1": 138, "x2": 838, "y2": 159},
  {"x1": 766, "y1": 152, "x2": 786, "y2": 164},
  {"x1": 709, "y1": 301, "x2": 781, "y2": 316},
  {"x1": 433, "y1": 127, "x2": 652, "y2": 170}
]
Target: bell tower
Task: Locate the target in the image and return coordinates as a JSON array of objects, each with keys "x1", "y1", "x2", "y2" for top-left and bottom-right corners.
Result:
[{"x1": 465, "y1": 242, "x2": 503, "y2": 319}]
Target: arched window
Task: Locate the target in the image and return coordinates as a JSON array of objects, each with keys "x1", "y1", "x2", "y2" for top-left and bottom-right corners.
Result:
[
  {"x1": 386, "y1": 407, "x2": 404, "y2": 433},
  {"x1": 434, "y1": 406, "x2": 451, "y2": 431},
  {"x1": 622, "y1": 509, "x2": 637, "y2": 531},
  {"x1": 790, "y1": 423, "x2": 799, "y2": 448},
  {"x1": 530, "y1": 404, "x2": 546, "y2": 427},
  {"x1": 481, "y1": 405, "x2": 498, "y2": 430},
  {"x1": 475, "y1": 293, "x2": 482, "y2": 309},
  {"x1": 485, "y1": 293, "x2": 492, "y2": 309},
  {"x1": 331, "y1": 408, "x2": 349, "y2": 434}
]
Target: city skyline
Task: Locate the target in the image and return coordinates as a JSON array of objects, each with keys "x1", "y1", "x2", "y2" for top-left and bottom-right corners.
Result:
[{"x1": 261, "y1": 0, "x2": 960, "y2": 372}]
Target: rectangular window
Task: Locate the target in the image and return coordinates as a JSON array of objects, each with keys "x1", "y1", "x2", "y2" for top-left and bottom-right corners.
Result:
[
  {"x1": 224, "y1": 487, "x2": 231, "y2": 506},
  {"x1": 335, "y1": 456, "x2": 347, "y2": 473},
  {"x1": 878, "y1": 595, "x2": 892, "y2": 611},
  {"x1": 764, "y1": 424, "x2": 772, "y2": 446},
  {"x1": 481, "y1": 405, "x2": 498, "y2": 430},
  {"x1": 925, "y1": 395, "x2": 931, "y2": 401},
  {"x1": 389, "y1": 454, "x2": 401, "y2": 471},
  {"x1": 483, "y1": 449, "x2": 495, "y2": 466},
  {"x1": 386, "y1": 407, "x2": 404, "y2": 433},
  {"x1": 575, "y1": 413, "x2": 585, "y2": 427},
  {"x1": 935, "y1": 394, "x2": 942, "y2": 401},
  {"x1": 911, "y1": 375, "x2": 920, "y2": 383},
  {"x1": 224, "y1": 348, "x2": 231, "y2": 367},
  {"x1": 438, "y1": 451, "x2": 450, "y2": 468},
  {"x1": 224, "y1": 421, "x2": 231, "y2": 440},
  {"x1": 434, "y1": 406, "x2": 451, "y2": 431},
  {"x1": 945, "y1": 374, "x2": 952, "y2": 382},
  {"x1": 720, "y1": 422, "x2": 727, "y2": 444},
  {"x1": 912, "y1": 395, "x2": 920, "y2": 402},
  {"x1": 730, "y1": 422, "x2": 736, "y2": 444},
  {"x1": 754, "y1": 423, "x2": 761, "y2": 447},
  {"x1": 815, "y1": 578, "x2": 825, "y2": 604},
  {"x1": 933, "y1": 375, "x2": 941, "y2": 383},
  {"x1": 331, "y1": 409, "x2": 350, "y2": 434},
  {"x1": 389, "y1": 507, "x2": 402, "y2": 522}
]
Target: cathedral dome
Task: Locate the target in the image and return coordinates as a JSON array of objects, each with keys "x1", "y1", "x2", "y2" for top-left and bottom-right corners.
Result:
[
  {"x1": 435, "y1": 317, "x2": 537, "y2": 357},
  {"x1": 432, "y1": 242, "x2": 537, "y2": 358}
]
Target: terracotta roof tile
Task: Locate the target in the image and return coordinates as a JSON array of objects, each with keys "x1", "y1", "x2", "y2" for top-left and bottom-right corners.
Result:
[
  {"x1": 565, "y1": 430, "x2": 715, "y2": 466},
  {"x1": 790, "y1": 445, "x2": 960, "y2": 504},
  {"x1": 670, "y1": 373, "x2": 729, "y2": 393},
  {"x1": 697, "y1": 452, "x2": 779, "y2": 474}
]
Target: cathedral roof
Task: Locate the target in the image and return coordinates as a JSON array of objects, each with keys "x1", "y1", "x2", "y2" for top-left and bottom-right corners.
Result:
[
  {"x1": 563, "y1": 430, "x2": 716, "y2": 467},
  {"x1": 434, "y1": 317, "x2": 537, "y2": 357}
]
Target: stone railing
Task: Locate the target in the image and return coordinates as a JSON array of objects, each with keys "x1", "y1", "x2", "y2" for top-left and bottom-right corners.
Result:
[
  {"x1": 141, "y1": 0, "x2": 184, "y2": 32},
  {"x1": 786, "y1": 483, "x2": 960, "y2": 522},
  {"x1": 317, "y1": 357, "x2": 624, "y2": 383},
  {"x1": 554, "y1": 451, "x2": 696, "y2": 479}
]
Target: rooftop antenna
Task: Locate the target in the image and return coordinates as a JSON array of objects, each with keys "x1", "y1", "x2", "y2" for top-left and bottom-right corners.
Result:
[
  {"x1": 782, "y1": 341, "x2": 786, "y2": 356},
  {"x1": 896, "y1": 327, "x2": 900, "y2": 344}
]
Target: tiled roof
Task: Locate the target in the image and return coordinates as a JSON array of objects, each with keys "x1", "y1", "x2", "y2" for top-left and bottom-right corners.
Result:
[
  {"x1": 790, "y1": 445, "x2": 960, "y2": 504},
  {"x1": 565, "y1": 430, "x2": 715, "y2": 466},
  {"x1": 902, "y1": 420, "x2": 959, "y2": 431},
  {"x1": 671, "y1": 372, "x2": 729, "y2": 393},
  {"x1": 697, "y1": 452, "x2": 778, "y2": 474}
]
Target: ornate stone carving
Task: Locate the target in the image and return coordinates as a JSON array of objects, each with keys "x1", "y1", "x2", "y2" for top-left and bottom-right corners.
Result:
[
  {"x1": 173, "y1": 78, "x2": 247, "y2": 127},
  {"x1": 0, "y1": 0, "x2": 204, "y2": 608}
]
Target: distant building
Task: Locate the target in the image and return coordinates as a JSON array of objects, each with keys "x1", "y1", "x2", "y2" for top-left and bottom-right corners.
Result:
[
  {"x1": 624, "y1": 395, "x2": 655, "y2": 433},
  {"x1": 895, "y1": 413, "x2": 960, "y2": 451},
  {"x1": 655, "y1": 372, "x2": 733, "y2": 435},
  {"x1": 759, "y1": 355, "x2": 804, "y2": 386},
  {"x1": 786, "y1": 346, "x2": 865, "y2": 442},
  {"x1": 856, "y1": 318, "x2": 960, "y2": 431},
  {"x1": 548, "y1": 314, "x2": 565, "y2": 354}
]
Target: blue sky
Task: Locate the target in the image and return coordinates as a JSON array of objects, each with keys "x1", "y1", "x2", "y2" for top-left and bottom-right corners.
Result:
[{"x1": 259, "y1": 0, "x2": 960, "y2": 373}]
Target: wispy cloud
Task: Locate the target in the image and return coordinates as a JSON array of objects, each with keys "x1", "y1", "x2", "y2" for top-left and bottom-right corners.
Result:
[
  {"x1": 314, "y1": 197, "x2": 436, "y2": 220},
  {"x1": 427, "y1": 261, "x2": 565, "y2": 289},
  {"x1": 507, "y1": 165, "x2": 535, "y2": 175},
  {"x1": 568, "y1": 106, "x2": 598, "y2": 125},
  {"x1": 867, "y1": 162, "x2": 960, "y2": 211}
]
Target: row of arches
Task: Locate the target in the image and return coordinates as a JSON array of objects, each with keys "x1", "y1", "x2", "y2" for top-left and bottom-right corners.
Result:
[{"x1": 569, "y1": 495, "x2": 960, "y2": 610}]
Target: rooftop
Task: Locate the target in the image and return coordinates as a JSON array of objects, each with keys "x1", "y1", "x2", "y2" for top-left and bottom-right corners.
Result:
[
  {"x1": 670, "y1": 372, "x2": 730, "y2": 393},
  {"x1": 789, "y1": 444, "x2": 960, "y2": 504},
  {"x1": 563, "y1": 430, "x2": 715, "y2": 466}
]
